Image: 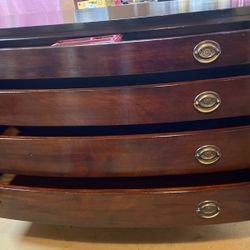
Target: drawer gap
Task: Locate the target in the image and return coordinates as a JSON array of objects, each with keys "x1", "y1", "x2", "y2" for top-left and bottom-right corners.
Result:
[
  {"x1": 0, "y1": 65, "x2": 248, "y2": 90},
  {"x1": 0, "y1": 170, "x2": 249, "y2": 190},
  {"x1": 0, "y1": 116, "x2": 249, "y2": 137}
]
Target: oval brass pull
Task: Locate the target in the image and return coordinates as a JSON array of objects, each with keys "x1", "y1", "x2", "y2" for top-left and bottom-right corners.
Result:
[
  {"x1": 195, "y1": 145, "x2": 221, "y2": 165},
  {"x1": 196, "y1": 200, "x2": 221, "y2": 219},
  {"x1": 193, "y1": 40, "x2": 221, "y2": 64},
  {"x1": 194, "y1": 91, "x2": 221, "y2": 113}
]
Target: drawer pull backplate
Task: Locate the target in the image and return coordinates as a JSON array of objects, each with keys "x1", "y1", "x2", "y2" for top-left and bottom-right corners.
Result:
[
  {"x1": 193, "y1": 40, "x2": 221, "y2": 63},
  {"x1": 195, "y1": 145, "x2": 221, "y2": 165},
  {"x1": 194, "y1": 91, "x2": 221, "y2": 113},
  {"x1": 197, "y1": 200, "x2": 221, "y2": 219}
]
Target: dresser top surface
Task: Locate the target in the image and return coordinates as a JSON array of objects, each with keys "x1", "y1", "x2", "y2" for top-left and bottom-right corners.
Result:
[{"x1": 0, "y1": 0, "x2": 249, "y2": 30}]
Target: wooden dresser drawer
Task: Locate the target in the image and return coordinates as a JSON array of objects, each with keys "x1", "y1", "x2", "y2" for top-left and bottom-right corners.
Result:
[
  {"x1": 0, "y1": 125, "x2": 249, "y2": 177},
  {"x1": 0, "y1": 29, "x2": 249, "y2": 79},
  {"x1": 0, "y1": 75, "x2": 249, "y2": 126},
  {"x1": 0, "y1": 2, "x2": 249, "y2": 228},
  {"x1": 0, "y1": 171, "x2": 249, "y2": 227}
]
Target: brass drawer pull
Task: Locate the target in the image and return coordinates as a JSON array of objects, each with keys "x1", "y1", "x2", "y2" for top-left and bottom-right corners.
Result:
[
  {"x1": 196, "y1": 200, "x2": 221, "y2": 219},
  {"x1": 194, "y1": 91, "x2": 221, "y2": 113},
  {"x1": 193, "y1": 40, "x2": 221, "y2": 63},
  {"x1": 195, "y1": 145, "x2": 221, "y2": 165}
]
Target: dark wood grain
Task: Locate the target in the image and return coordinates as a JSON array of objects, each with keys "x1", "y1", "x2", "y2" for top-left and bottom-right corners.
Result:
[
  {"x1": 0, "y1": 75, "x2": 249, "y2": 126},
  {"x1": 0, "y1": 3, "x2": 249, "y2": 228},
  {"x1": 0, "y1": 30, "x2": 249, "y2": 79},
  {"x1": 0, "y1": 125, "x2": 249, "y2": 177},
  {"x1": 0, "y1": 176, "x2": 249, "y2": 227}
]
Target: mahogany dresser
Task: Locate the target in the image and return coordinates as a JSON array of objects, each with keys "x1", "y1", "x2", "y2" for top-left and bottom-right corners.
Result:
[{"x1": 0, "y1": 0, "x2": 249, "y2": 227}]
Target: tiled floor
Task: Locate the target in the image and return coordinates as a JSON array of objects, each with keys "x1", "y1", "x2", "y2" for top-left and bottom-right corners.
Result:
[{"x1": 0, "y1": 218, "x2": 249, "y2": 250}]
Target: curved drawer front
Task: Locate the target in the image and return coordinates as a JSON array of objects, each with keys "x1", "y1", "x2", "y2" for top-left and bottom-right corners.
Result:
[
  {"x1": 0, "y1": 126, "x2": 249, "y2": 177},
  {"x1": 0, "y1": 30, "x2": 249, "y2": 79},
  {"x1": 0, "y1": 75, "x2": 249, "y2": 126},
  {"x1": 0, "y1": 177, "x2": 249, "y2": 227}
]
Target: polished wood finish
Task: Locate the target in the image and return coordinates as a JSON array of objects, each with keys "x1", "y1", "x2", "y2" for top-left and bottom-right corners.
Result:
[
  {"x1": 0, "y1": 173, "x2": 249, "y2": 227},
  {"x1": 0, "y1": 30, "x2": 249, "y2": 79},
  {"x1": 0, "y1": 2, "x2": 249, "y2": 227},
  {"x1": 0, "y1": 3, "x2": 249, "y2": 48},
  {"x1": 0, "y1": 75, "x2": 249, "y2": 126},
  {"x1": 0, "y1": 125, "x2": 249, "y2": 177}
]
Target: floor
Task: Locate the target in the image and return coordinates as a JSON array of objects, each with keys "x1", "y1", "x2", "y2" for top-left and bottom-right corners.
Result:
[{"x1": 0, "y1": 218, "x2": 249, "y2": 250}]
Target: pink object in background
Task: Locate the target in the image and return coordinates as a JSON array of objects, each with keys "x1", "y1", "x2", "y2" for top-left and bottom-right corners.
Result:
[
  {"x1": 51, "y1": 34, "x2": 123, "y2": 47},
  {"x1": 0, "y1": 0, "x2": 63, "y2": 28},
  {"x1": 232, "y1": 0, "x2": 250, "y2": 6}
]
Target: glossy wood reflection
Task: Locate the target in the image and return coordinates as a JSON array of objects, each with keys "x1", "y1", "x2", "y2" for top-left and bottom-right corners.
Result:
[
  {"x1": 0, "y1": 75, "x2": 249, "y2": 126},
  {"x1": 0, "y1": 2, "x2": 249, "y2": 48},
  {"x1": 0, "y1": 1, "x2": 249, "y2": 228},
  {"x1": 0, "y1": 30, "x2": 249, "y2": 79},
  {"x1": 0, "y1": 126, "x2": 249, "y2": 177},
  {"x1": 0, "y1": 179, "x2": 249, "y2": 227}
]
